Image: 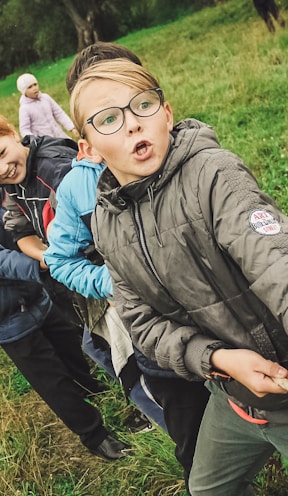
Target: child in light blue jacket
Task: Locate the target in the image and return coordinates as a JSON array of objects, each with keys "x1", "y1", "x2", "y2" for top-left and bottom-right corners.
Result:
[
  {"x1": 44, "y1": 42, "x2": 166, "y2": 433},
  {"x1": 45, "y1": 154, "x2": 166, "y2": 431}
]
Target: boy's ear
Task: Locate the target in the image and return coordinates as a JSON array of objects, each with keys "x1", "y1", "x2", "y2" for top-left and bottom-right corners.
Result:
[
  {"x1": 164, "y1": 101, "x2": 174, "y2": 132},
  {"x1": 78, "y1": 138, "x2": 104, "y2": 164}
]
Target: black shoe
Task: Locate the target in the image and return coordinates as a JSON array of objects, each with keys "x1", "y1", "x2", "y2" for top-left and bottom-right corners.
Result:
[
  {"x1": 90, "y1": 435, "x2": 131, "y2": 461},
  {"x1": 125, "y1": 411, "x2": 154, "y2": 434}
]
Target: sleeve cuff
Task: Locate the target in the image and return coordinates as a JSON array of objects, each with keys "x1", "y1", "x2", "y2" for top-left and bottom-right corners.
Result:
[{"x1": 184, "y1": 336, "x2": 227, "y2": 378}]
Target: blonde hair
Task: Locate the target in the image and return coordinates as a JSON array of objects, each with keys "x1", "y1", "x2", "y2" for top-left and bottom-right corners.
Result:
[
  {"x1": 0, "y1": 115, "x2": 16, "y2": 137},
  {"x1": 70, "y1": 58, "x2": 161, "y2": 135}
]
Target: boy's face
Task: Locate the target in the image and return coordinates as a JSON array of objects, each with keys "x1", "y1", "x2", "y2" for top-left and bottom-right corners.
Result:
[
  {"x1": 78, "y1": 79, "x2": 173, "y2": 186},
  {"x1": 25, "y1": 82, "x2": 39, "y2": 99},
  {"x1": 0, "y1": 134, "x2": 28, "y2": 184}
]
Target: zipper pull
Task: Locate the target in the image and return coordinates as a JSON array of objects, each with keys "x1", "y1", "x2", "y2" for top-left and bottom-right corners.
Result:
[{"x1": 19, "y1": 297, "x2": 27, "y2": 312}]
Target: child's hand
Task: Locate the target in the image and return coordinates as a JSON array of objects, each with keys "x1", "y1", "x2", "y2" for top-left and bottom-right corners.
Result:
[
  {"x1": 211, "y1": 348, "x2": 288, "y2": 397},
  {"x1": 107, "y1": 297, "x2": 116, "y2": 307},
  {"x1": 40, "y1": 259, "x2": 49, "y2": 270}
]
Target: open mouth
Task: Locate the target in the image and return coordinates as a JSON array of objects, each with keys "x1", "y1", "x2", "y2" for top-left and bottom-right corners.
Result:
[
  {"x1": 6, "y1": 166, "x2": 16, "y2": 178},
  {"x1": 135, "y1": 142, "x2": 149, "y2": 156}
]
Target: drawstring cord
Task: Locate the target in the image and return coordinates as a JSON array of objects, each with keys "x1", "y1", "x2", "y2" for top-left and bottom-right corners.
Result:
[{"x1": 94, "y1": 204, "x2": 100, "y2": 243}]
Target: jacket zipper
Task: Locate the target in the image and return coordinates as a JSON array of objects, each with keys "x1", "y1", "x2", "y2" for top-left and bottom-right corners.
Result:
[
  {"x1": 20, "y1": 185, "x2": 45, "y2": 239},
  {"x1": 32, "y1": 200, "x2": 44, "y2": 238},
  {"x1": 132, "y1": 201, "x2": 164, "y2": 287}
]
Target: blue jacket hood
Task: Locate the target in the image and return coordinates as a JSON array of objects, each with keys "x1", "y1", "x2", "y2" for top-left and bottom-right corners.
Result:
[{"x1": 71, "y1": 157, "x2": 106, "y2": 173}]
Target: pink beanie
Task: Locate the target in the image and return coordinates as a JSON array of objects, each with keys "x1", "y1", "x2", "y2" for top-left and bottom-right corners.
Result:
[{"x1": 16, "y1": 73, "x2": 38, "y2": 94}]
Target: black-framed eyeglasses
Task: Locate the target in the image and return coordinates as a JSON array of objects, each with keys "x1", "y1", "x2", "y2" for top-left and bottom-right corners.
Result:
[{"x1": 81, "y1": 87, "x2": 164, "y2": 136}]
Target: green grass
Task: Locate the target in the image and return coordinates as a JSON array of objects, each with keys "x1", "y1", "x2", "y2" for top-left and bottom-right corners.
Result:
[
  {"x1": 1, "y1": 0, "x2": 288, "y2": 494},
  {"x1": 0, "y1": 351, "x2": 185, "y2": 496}
]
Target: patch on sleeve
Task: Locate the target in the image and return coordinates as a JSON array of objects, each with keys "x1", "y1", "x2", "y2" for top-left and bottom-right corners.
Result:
[{"x1": 249, "y1": 210, "x2": 281, "y2": 235}]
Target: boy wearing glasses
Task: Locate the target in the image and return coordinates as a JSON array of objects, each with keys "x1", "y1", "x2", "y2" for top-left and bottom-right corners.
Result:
[
  {"x1": 70, "y1": 59, "x2": 288, "y2": 496},
  {"x1": 44, "y1": 45, "x2": 209, "y2": 495}
]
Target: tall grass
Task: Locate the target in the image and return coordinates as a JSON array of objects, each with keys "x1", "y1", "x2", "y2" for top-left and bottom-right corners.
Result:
[{"x1": 1, "y1": 0, "x2": 288, "y2": 494}]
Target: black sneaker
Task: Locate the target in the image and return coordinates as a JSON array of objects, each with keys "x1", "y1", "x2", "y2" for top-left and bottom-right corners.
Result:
[
  {"x1": 89, "y1": 434, "x2": 132, "y2": 460},
  {"x1": 125, "y1": 411, "x2": 154, "y2": 434}
]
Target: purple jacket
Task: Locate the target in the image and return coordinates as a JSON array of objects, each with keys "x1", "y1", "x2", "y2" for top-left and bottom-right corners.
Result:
[{"x1": 19, "y1": 92, "x2": 74, "y2": 139}]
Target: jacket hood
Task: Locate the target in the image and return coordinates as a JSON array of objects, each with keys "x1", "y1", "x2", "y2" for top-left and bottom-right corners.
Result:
[
  {"x1": 16, "y1": 135, "x2": 77, "y2": 188},
  {"x1": 72, "y1": 157, "x2": 106, "y2": 174},
  {"x1": 19, "y1": 134, "x2": 40, "y2": 186},
  {"x1": 97, "y1": 118, "x2": 220, "y2": 212}
]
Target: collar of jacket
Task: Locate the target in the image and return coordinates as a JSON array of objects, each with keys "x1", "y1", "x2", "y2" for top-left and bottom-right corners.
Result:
[
  {"x1": 97, "y1": 118, "x2": 220, "y2": 210},
  {"x1": 20, "y1": 135, "x2": 78, "y2": 187},
  {"x1": 20, "y1": 135, "x2": 40, "y2": 186},
  {"x1": 20, "y1": 92, "x2": 42, "y2": 104},
  {"x1": 71, "y1": 156, "x2": 106, "y2": 173}
]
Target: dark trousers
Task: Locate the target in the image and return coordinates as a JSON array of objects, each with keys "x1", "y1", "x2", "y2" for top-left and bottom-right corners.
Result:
[
  {"x1": 253, "y1": 0, "x2": 285, "y2": 31},
  {"x1": 144, "y1": 375, "x2": 210, "y2": 494},
  {"x1": 2, "y1": 305, "x2": 108, "y2": 450},
  {"x1": 37, "y1": 301, "x2": 92, "y2": 386},
  {"x1": 253, "y1": 0, "x2": 279, "y2": 20}
]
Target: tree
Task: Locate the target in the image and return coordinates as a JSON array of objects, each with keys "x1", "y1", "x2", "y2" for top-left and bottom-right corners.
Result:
[
  {"x1": 60, "y1": 0, "x2": 98, "y2": 51},
  {"x1": 0, "y1": 0, "x2": 224, "y2": 77},
  {"x1": 59, "y1": 0, "x2": 128, "y2": 51}
]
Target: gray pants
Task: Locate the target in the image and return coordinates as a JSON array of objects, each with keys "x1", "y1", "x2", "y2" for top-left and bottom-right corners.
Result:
[{"x1": 189, "y1": 382, "x2": 288, "y2": 496}]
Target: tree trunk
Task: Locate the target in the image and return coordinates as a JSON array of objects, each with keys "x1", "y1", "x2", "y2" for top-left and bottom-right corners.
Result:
[{"x1": 61, "y1": 0, "x2": 98, "y2": 51}]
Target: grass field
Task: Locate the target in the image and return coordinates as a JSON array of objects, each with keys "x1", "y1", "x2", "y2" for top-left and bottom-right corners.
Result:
[{"x1": 1, "y1": 0, "x2": 288, "y2": 494}]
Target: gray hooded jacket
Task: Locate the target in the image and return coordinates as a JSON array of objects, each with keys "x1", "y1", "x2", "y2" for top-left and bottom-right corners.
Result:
[{"x1": 92, "y1": 118, "x2": 288, "y2": 415}]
